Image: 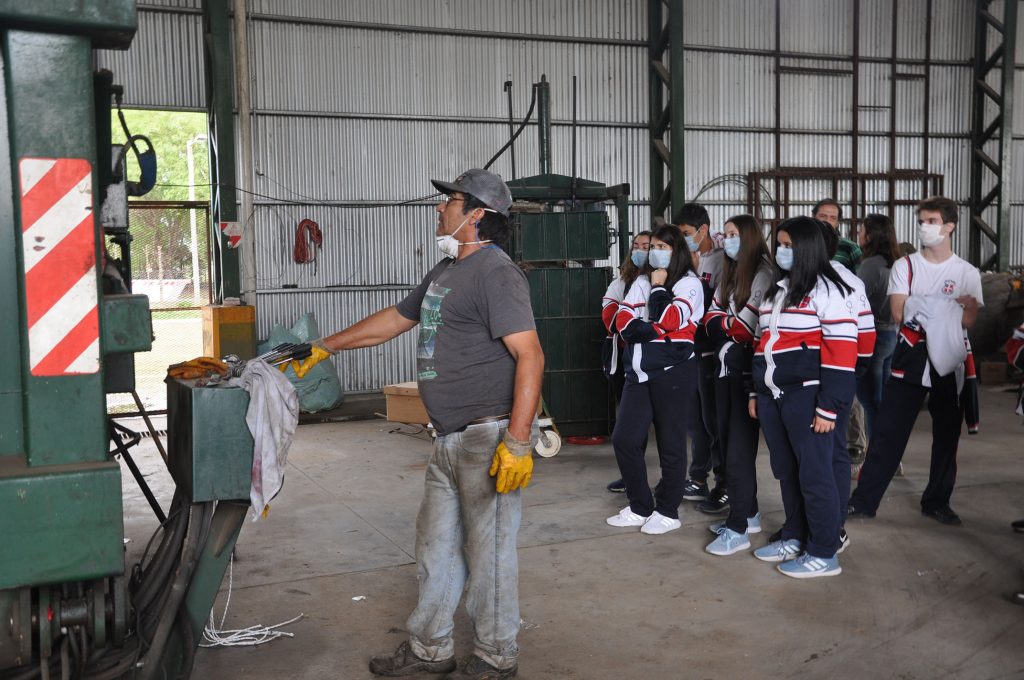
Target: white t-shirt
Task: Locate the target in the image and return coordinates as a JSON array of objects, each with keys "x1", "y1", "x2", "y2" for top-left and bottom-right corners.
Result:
[{"x1": 888, "y1": 252, "x2": 984, "y2": 306}]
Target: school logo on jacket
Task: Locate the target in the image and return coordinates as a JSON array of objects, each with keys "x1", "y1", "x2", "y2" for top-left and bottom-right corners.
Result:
[
  {"x1": 701, "y1": 272, "x2": 712, "y2": 285},
  {"x1": 942, "y1": 279, "x2": 955, "y2": 295}
]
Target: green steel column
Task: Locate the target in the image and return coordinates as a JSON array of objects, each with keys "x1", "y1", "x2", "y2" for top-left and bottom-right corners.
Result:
[
  {"x1": 537, "y1": 76, "x2": 551, "y2": 176},
  {"x1": 996, "y1": 0, "x2": 1016, "y2": 272},
  {"x1": 668, "y1": 0, "x2": 685, "y2": 221},
  {"x1": 0, "y1": 44, "x2": 24, "y2": 456},
  {"x1": 202, "y1": 0, "x2": 241, "y2": 300},
  {"x1": 647, "y1": 0, "x2": 665, "y2": 222},
  {"x1": 5, "y1": 31, "x2": 106, "y2": 465}
]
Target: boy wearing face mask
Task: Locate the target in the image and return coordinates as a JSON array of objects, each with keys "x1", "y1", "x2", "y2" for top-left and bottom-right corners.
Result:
[
  {"x1": 849, "y1": 196, "x2": 983, "y2": 526},
  {"x1": 676, "y1": 203, "x2": 729, "y2": 514}
]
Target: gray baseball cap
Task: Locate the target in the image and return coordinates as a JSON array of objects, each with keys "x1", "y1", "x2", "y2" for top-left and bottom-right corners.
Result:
[{"x1": 431, "y1": 168, "x2": 513, "y2": 217}]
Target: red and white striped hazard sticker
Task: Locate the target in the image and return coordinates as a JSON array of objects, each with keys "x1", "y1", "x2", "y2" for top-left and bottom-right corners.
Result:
[{"x1": 19, "y1": 158, "x2": 99, "y2": 376}]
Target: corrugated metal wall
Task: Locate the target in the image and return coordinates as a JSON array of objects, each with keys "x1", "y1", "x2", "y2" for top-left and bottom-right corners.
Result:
[{"x1": 98, "y1": 0, "x2": 1022, "y2": 393}]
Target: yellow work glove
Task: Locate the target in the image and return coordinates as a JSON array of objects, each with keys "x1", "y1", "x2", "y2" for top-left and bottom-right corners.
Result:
[
  {"x1": 488, "y1": 431, "x2": 534, "y2": 493},
  {"x1": 293, "y1": 339, "x2": 336, "y2": 378}
]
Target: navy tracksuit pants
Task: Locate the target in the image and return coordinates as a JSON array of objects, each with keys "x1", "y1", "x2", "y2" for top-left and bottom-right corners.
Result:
[
  {"x1": 717, "y1": 371, "x2": 760, "y2": 533},
  {"x1": 688, "y1": 353, "x2": 723, "y2": 485},
  {"x1": 757, "y1": 385, "x2": 841, "y2": 558},
  {"x1": 832, "y1": 402, "x2": 853, "y2": 521},
  {"x1": 850, "y1": 370, "x2": 962, "y2": 515},
  {"x1": 612, "y1": 360, "x2": 697, "y2": 519}
]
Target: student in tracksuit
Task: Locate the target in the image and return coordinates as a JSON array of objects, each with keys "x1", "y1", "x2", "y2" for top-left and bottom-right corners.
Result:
[
  {"x1": 749, "y1": 216, "x2": 857, "y2": 578},
  {"x1": 702, "y1": 214, "x2": 775, "y2": 556},
  {"x1": 848, "y1": 196, "x2": 983, "y2": 526},
  {"x1": 606, "y1": 224, "x2": 705, "y2": 536},
  {"x1": 603, "y1": 231, "x2": 652, "y2": 494},
  {"x1": 819, "y1": 223, "x2": 876, "y2": 547},
  {"x1": 675, "y1": 203, "x2": 727, "y2": 513}
]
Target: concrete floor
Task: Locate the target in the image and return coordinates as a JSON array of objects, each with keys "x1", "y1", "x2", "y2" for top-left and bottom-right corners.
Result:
[{"x1": 119, "y1": 386, "x2": 1024, "y2": 680}]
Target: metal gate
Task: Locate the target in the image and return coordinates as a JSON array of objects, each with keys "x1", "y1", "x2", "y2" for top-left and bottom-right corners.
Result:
[{"x1": 106, "y1": 200, "x2": 212, "y2": 413}]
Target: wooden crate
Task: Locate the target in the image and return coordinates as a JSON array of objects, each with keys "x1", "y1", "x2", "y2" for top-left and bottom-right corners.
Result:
[{"x1": 383, "y1": 382, "x2": 430, "y2": 425}]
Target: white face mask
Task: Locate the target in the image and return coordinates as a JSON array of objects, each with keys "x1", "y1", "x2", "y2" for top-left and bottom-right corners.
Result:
[
  {"x1": 436, "y1": 215, "x2": 493, "y2": 259},
  {"x1": 918, "y1": 222, "x2": 945, "y2": 247}
]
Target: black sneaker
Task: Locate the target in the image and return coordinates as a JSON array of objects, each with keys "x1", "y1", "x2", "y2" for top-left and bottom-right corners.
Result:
[
  {"x1": 921, "y1": 505, "x2": 962, "y2": 526},
  {"x1": 606, "y1": 478, "x2": 626, "y2": 493},
  {"x1": 697, "y1": 487, "x2": 729, "y2": 515},
  {"x1": 846, "y1": 505, "x2": 875, "y2": 519},
  {"x1": 682, "y1": 479, "x2": 709, "y2": 501},
  {"x1": 369, "y1": 641, "x2": 457, "y2": 677},
  {"x1": 1012, "y1": 519, "x2": 1024, "y2": 533},
  {"x1": 443, "y1": 655, "x2": 518, "y2": 679},
  {"x1": 837, "y1": 528, "x2": 850, "y2": 554}
]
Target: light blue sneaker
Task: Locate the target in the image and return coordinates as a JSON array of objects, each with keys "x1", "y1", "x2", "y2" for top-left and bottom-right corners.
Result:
[
  {"x1": 753, "y1": 538, "x2": 803, "y2": 563},
  {"x1": 705, "y1": 527, "x2": 751, "y2": 556},
  {"x1": 708, "y1": 512, "x2": 762, "y2": 536},
  {"x1": 777, "y1": 553, "x2": 842, "y2": 579}
]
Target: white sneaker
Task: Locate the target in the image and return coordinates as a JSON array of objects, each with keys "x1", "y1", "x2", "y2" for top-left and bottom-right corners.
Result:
[
  {"x1": 640, "y1": 511, "x2": 682, "y2": 535},
  {"x1": 606, "y1": 506, "x2": 649, "y2": 527}
]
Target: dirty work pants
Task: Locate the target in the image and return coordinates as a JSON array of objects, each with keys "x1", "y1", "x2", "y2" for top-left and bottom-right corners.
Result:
[
  {"x1": 757, "y1": 386, "x2": 841, "y2": 558},
  {"x1": 407, "y1": 419, "x2": 522, "y2": 670},
  {"x1": 612, "y1": 360, "x2": 697, "y2": 519},
  {"x1": 850, "y1": 370, "x2": 962, "y2": 515}
]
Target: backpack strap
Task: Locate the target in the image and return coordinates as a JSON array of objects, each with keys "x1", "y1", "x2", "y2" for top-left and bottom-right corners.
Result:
[{"x1": 904, "y1": 254, "x2": 914, "y2": 296}]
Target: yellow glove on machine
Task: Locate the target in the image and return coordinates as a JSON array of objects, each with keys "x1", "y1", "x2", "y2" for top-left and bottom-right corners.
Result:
[
  {"x1": 292, "y1": 339, "x2": 336, "y2": 378},
  {"x1": 489, "y1": 430, "x2": 534, "y2": 494}
]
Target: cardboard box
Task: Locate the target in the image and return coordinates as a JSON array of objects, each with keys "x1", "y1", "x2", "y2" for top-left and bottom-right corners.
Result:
[
  {"x1": 978, "y1": 359, "x2": 1008, "y2": 385},
  {"x1": 384, "y1": 382, "x2": 430, "y2": 425}
]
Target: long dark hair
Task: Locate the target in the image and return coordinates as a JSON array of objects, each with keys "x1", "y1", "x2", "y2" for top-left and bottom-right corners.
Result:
[
  {"x1": 861, "y1": 213, "x2": 900, "y2": 266},
  {"x1": 619, "y1": 230, "x2": 652, "y2": 287},
  {"x1": 650, "y1": 224, "x2": 697, "y2": 289},
  {"x1": 719, "y1": 214, "x2": 771, "y2": 310},
  {"x1": 770, "y1": 216, "x2": 852, "y2": 308}
]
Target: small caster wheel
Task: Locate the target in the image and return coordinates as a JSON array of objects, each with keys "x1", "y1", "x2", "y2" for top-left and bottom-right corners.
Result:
[{"x1": 535, "y1": 429, "x2": 561, "y2": 458}]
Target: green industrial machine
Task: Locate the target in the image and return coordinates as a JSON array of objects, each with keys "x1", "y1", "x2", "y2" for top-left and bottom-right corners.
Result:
[
  {"x1": 0, "y1": 2, "x2": 256, "y2": 677},
  {"x1": 504, "y1": 76, "x2": 631, "y2": 436}
]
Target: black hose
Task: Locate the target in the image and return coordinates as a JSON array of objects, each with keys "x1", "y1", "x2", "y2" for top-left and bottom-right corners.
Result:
[
  {"x1": 133, "y1": 496, "x2": 188, "y2": 614},
  {"x1": 138, "y1": 502, "x2": 213, "y2": 680},
  {"x1": 483, "y1": 83, "x2": 539, "y2": 171}
]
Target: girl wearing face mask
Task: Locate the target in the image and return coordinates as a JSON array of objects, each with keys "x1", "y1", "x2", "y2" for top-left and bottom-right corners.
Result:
[
  {"x1": 606, "y1": 225, "x2": 705, "y2": 535},
  {"x1": 748, "y1": 216, "x2": 856, "y2": 578},
  {"x1": 602, "y1": 231, "x2": 652, "y2": 494},
  {"x1": 702, "y1": 214, "x2": 774, "y2": 556}
]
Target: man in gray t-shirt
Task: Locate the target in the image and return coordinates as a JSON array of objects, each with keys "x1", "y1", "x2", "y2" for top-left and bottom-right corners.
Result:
[
  {"x1": 396, "y1": 246, "x2": 535, "y2": 435},
  {"x1": 294, "y1": 168, "x2": 543, "y2": 679}
]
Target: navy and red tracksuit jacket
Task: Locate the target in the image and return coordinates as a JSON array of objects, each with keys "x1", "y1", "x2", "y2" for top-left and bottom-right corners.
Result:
[
  {"x1": 752, "y1": 277, "x2": 860, "y2": 422},
  {"x1": 1006, "y1": 324, "x2": 1024, "y2": 371},
  {"x1": 703, "y1": 264, "x2": 775, "y2": 377},
  {"x1": 614, "y1": 274, "x2": 705, "y2": 383}
]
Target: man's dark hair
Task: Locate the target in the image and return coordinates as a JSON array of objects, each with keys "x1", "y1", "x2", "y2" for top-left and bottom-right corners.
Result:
[
  {"x1": 917, "y1": 196, "x2": 959, "y2": 225},
  {"x1": 463, "y1": 193, "x2": 510, "y2": 245},
  {"x1": 812, "y1": 198, "x2": 843, "y2": 220},
  {"x1": 673, "y1": 202, "x2": 710, "y2": 228}
]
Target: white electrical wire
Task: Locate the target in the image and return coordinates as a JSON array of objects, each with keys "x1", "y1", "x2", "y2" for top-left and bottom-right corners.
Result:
[{"x1": 200, "y1": 554, "x2": 305, "y2": 647}]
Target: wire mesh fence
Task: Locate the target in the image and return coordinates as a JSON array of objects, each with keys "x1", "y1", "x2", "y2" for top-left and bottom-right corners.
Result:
[{"x1": 107, "y1": 201, "x2": 212, "y2": 414}]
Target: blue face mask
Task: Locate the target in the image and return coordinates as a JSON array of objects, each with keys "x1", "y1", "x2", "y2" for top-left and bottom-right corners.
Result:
[
  {"x1": 649, "y1": 248, "x2": 672, "y2": 269},
  {"x1": 684, "y1": 234, "x2": 701, "y2": 252},
  {"x1": 630, "y1": 249, "x2": 648, "y2": 268},
  {"x1": 775, "y1": 245, "x2": 794, "y2": 271},
  {"x1": 723, "y1": 236, "x2": 741, "y2": 260}
]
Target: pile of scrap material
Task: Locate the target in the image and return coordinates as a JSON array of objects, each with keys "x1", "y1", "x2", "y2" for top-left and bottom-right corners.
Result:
[{"x1": 166, "y1": 357, "x2": 229, "y2": 380}]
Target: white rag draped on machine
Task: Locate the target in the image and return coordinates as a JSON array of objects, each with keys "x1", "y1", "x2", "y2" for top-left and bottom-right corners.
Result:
[{"x1": 228, "y1": 360, "x2": 299, "y2": 519}]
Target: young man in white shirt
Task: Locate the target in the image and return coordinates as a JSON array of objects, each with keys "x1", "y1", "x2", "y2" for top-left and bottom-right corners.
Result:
[{"x1": 848, "y1": 196, "x2": 982, "y2": 526}]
